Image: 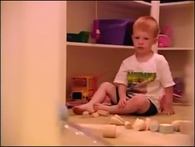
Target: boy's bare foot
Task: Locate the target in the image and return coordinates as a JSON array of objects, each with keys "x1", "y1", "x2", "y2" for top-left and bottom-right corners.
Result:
[
  {"x1": 94, "y1": 103, "x2": 109, "y2": 112},
  {"x1": 73, "y1": 104, "x2": 95, "y2": 115}
]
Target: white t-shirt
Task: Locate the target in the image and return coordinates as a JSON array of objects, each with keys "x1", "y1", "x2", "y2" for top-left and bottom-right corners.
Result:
[{"x1": 113, "y1": 53, "x2": 175, "y2": 111}]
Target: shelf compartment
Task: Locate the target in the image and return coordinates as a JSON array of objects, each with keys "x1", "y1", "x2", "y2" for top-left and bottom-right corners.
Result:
[
  {"x1": 159, "y1": 2, "x2": 193, "y2": 49},
  {"x1": 67, "y1": 1, "x2": 150, "y2": 43}
]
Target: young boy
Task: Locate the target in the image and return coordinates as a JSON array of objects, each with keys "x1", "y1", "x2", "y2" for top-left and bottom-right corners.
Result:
[{"x1": 73, "y1": 16, "x2": 175, "y2": 116}]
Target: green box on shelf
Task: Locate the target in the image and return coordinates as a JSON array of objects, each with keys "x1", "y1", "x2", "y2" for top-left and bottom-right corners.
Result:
[{"x1": 67, "y1": 31, "x2": 90, "y2": 43}]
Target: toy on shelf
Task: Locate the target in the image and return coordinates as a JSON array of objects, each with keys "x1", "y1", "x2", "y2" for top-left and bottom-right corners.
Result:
[
  {"x1": 67, "y1": 31, "x2": 90, "y2": 43},
  {"x1": 91, "y1": 1, "x2": 134, "y2": 46},
  {"x1": 158, "y1": 25, "x2": 173, "y2": 48},
  {"x1": 66, "y1": 70, "x2": 108, "y2": 108}
]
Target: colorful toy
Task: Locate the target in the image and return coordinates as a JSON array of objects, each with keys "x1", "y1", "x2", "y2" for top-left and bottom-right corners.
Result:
[
  {"x1": 158, "y1": 25, "x2": 173, "y2": 47},
  {"x1": 66, "y1": 70, "x2": 108, "y2": 108},
  {"x1": 70, "y1": 75, "x2": 96, "y2": 102}
]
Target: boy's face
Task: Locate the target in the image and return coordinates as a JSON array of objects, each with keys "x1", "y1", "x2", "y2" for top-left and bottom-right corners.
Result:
[{"x1": 132, "y1": 29, "x2": 157, "y2": 54}]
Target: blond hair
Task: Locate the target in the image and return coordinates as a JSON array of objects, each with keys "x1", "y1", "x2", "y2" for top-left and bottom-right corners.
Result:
[{"x1": 133, "y1": 16, "x2": 159, "y2": 37}]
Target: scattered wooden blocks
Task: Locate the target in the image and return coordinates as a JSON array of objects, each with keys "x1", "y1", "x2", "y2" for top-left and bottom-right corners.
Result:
[
  {"x1": 171, "y1": 120, "x2": 193, "y2": 134},
  {"x1": 114, "y1": 114, "x2": 125, "y2": 123},
  {"x1": 102, "y1": 125, "x2": 117, "y2": 138},
  {"x1": 82, "y1": 111, "x2": 90, "y2": 118},
  {"x1": 159, "y1": 123, "x2": 174, "y2": 134},
  {"x1": 97, "y1": 110, "x2": 109, "y2": 117},
  {"x1": 132, "y1": 118, "x2": 146, "y2": 131},
  {"x1": 145, "y1": 117, "x2": 151, "y2": 131},
  {"x1": 109, "y1": 116, "x2": 124, "y2": 125},
  {"x1": 132, "y1": 118, "x2": 139, "y2": 127},
  {"x1": 149, "y1": 120, "x2": 159, "y2": 132},
  {"x1": 92, "y1": 112, "x2": 99, "y2": 118},
  {"x1": 171, "y1": 120, "x2": 183, "y2": 132},
  {"x1": 109, "y1": 114, "x2": 133, "y2": 129},
  {"x1": 124, "y1": 121, "x2": 132, "y2": 129}
]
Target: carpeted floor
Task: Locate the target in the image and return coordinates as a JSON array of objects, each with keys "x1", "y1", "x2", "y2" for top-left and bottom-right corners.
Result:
[{"x1": 66, "y1": 105, "x2": 193, "y2": 146}]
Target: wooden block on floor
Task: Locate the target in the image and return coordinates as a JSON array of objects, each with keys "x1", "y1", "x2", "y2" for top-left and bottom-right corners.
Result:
[
  {"x1": 145, "y1": 117, "x2": 151, "y2": 131},
  {"x1": 102, "y1": 125, "x2": 117, "y2": 138},
  {"x1": 159, "y1": 124, "x2": 174, "y2": 134},
  {"x1": 125, "y1": 121, "x2": 132, "y2": 129},
  {"x1": 149, "y1": 120, "x2": 159, "y2": 132},
  {"x1": 171, "y1": 120, "x2": 183, "y2": 132},
  {"x1": 82, "y1": 111, "x2": 90, "y2": 118},
  {"x1": 132, "y1": 118, "x2": 146, "y2": 131},
  {"x1": 114, "y1": 114, "x2": 125, "y2": 123},
  {"x1": 109, "y1": 116, "x2": 124, "y2": 125},
  {"x1": 92, "y1": 112, "x2": 99, "y2": 118},
  {"x1": 97, "y1": 110, "x2": 109, "y2": 116}
]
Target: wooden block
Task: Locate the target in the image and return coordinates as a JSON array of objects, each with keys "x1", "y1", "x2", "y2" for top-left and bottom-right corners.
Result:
[
  {"x1": 132, "y1": 118, "x2": 140, "y2": 128},
  {"x1": 159, "y1": 123, "x2": 174, "y2": 134},
  {"x1": 97, "y1": 110, "x2": 109, "y2": 116},
  {"x1": 132, "y1": 118, "x2": 146, "y2": 131},
  {"x1": 109, "y1": 116, "x2": 124, "y2": 125},
  {"x1": 102, "y1": 125, "x2": 117, "y2": 138},
  {"x1": 149, "y1": 120, "x2": 159, "y2": 132},
  {"x1": 145, "y1": 117, "x2": 151, "y2": 130},
  {"x1": 124, "y1": 121, "x2": 131, "y2": 129},
  {"x1": 92, "y1": 112, "x2": 99, "y2": 118},
  {"x1": 180, "y1": 120, "x2": 193, "y2": 134},
  {"x1": 114, "y1": 114, "x2": 125, "y2": 123},
  {"x1": 171, "y1": 120, "x2": 183, "y2": 132},
  {"x1": 82, "y1": 111, "x2": 90, "y2": 118},
  {"x1": 171, "y1": 120, "x2": 193, "y2": 133}
]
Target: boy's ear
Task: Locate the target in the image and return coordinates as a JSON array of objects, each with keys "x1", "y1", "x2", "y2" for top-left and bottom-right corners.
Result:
[
  {"x1": 131, "y1": 34, "x2": 134, "y2": 40},
  {"x1": 153, "y1": 37, "x2": 158, "y2": 44}
]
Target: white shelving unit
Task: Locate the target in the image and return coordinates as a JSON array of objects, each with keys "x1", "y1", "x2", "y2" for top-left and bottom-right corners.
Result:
[
  {"x1": 158, "y1": 1, "x2": 194, "y2": 77},
  {"x1": 66, "y1": 1, "x2": 194, "y2": 96}
]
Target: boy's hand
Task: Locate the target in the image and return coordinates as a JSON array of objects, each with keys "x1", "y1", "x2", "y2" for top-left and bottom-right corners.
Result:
[
  {"x1": 162, "y1": 86, "x2": 175, "y2": 115},
  {"x1": 162, "y1": 104, "x2": 175, "y2": 115},
  {"x1": 118, "y1": 97, "x2": 128, "y2": 108}
]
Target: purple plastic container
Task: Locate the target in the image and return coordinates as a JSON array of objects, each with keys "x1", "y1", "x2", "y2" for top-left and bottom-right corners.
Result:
[{"x1": 92, "y1": 19, "x2": 135, "y2": 45}]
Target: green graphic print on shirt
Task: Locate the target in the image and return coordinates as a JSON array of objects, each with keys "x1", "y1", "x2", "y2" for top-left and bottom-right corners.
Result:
[{"x1": 127, "y1": 71, "x2": 156, "y2": 95}]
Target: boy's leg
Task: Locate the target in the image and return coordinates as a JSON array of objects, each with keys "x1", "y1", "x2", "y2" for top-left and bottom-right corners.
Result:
[
  {"x1": 94, "y1": 94, "x2": 157, "y2": 115},
  {"x1": 73, "y1": 82, "x2": 118, "y2": 115}
]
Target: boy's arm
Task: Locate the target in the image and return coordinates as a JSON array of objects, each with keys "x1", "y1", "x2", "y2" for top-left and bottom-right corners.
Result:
[
  {"x1": 164, "y1": 86, "x2": 174, "y2": 114},
  {"x1": 113, "y1": 61, "x2": 128, "y2": 99},
  {"x1": 116, "y1": 84, "x2": 127, "y2": 99},
  {"x1": 158, "y1": 56, "x2": 175, "y2": 115},
  {"x1": 164, "y1": 86, "x2": 173, "y2": 106}
]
